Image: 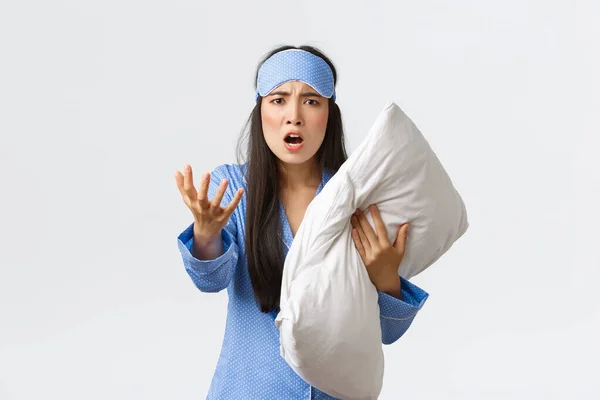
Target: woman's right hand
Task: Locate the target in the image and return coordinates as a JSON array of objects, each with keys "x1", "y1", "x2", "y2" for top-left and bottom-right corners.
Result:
[{"x1": 174, "y1": 164, "x2": 244, "y2": 246}]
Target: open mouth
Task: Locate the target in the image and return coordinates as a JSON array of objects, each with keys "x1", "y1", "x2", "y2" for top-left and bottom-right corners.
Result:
[{"x1": 284, "y1": 134, "x2": 304, "y2": 146}]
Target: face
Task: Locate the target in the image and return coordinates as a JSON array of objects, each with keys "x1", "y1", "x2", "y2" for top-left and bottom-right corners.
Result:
[{"x1": 261, "y1": 80, "x2": 329, "y2": 166}]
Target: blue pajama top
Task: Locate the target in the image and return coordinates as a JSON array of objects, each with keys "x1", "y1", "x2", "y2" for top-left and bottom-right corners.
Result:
[{"x1": 176, "y1": 163, "x2": 429, "y2": 399}]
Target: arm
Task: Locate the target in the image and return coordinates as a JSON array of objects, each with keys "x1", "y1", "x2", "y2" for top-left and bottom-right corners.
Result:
[
  {"x1": 378, "y1": 277, "x2": 429, "y2": 345},
  {"x1": 176, "y1": 165, "x2": 240, "y2": 293}
]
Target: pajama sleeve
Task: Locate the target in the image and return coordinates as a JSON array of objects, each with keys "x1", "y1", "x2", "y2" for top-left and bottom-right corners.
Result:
[
  {"x1": 378, "y1": 277, "x2": 429, "y2": 345},
  {"x1": 176, "y1": 165, "x2": 240, "y2": 293}
]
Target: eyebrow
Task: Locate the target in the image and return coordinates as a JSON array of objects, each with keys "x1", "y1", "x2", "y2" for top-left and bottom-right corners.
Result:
[{"x1": 268, "y1": 91, "x2": 321, "y2": 97}]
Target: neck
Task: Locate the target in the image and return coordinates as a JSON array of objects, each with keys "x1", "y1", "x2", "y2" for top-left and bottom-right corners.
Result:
[{"x1": 278, "y1": 158, "x2": 322, "y2": 191}]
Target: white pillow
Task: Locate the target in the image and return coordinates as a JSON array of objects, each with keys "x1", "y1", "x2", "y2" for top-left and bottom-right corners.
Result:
[{"x1": 274, "y1": 102, "x2": 469, "y2": 399}]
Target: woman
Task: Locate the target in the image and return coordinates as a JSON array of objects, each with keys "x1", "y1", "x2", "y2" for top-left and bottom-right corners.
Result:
[{"x1": 174, "y1": 45, "x2": 429, "y2": 399}]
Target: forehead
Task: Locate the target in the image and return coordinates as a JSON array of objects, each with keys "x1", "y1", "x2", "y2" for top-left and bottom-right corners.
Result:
[{"x1": 272, "y1": 80, "x2": 317, "y2": 93}]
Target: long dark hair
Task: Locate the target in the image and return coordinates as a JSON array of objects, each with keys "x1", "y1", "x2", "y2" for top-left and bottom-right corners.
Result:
[{"x1": 236, "y1": 45, "x2": 348, "y2": 313}]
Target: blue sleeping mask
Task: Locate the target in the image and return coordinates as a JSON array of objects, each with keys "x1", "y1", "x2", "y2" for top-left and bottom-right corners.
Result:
[{"x1": 255, "y1": 49, "x2": 336, "y2": 103}]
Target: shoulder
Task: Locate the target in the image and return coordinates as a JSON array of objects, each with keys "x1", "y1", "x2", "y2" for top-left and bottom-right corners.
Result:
[{"x1": 211, "y1": 162, "x2": 248, "y2": 188}]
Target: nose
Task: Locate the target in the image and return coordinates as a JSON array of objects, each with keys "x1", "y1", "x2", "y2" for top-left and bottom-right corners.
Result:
[{"x1": 285, "y1": 100, "x2": 303, "y2": 126}]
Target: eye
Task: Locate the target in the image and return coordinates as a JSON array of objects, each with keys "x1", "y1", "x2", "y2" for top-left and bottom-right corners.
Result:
[
  {"x1": 305, "y1": 99, "x2": 319, "y2": 105},
  {"x1": 271, "y1": 98, "x2": 284, "y2": 104}
]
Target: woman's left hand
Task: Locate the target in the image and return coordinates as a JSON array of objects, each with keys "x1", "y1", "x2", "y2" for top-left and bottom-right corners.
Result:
[{"x1": 350, "y1": 205, "x2": 409, "y2": 297}]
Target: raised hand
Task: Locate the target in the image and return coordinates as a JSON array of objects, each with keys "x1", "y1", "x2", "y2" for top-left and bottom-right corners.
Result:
[{"x1": 174, "y1": 164, "x2": 244, "y2": 246}]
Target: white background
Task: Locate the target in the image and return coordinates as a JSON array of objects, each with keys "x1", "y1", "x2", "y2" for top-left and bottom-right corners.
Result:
[{"x1": 1, "y1": 0, "x2": 598, "y2": 399}]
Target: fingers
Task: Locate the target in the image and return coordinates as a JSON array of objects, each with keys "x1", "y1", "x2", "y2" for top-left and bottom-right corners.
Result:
[
  {"x1": 354, "y1": 208, "x2": 379, "y2": 249},
  {"x1": 174, "y1": 165, "x2": 211, "y2": 209},
  {"x1": 174, "y1": 164, "x2": 197, "y2": 202},
  {"x1": 351, "y1": 228, "x2": 366, "y2": 261},
  {"x1": 180, "y1": 164, "x2": 198, "y2": 202},
  {"x1": 351, "y1": 214, "x2": 371, "y2": 252},
  {"x1": 394, "y1": 223, "x2": 409, "y2": 253},
  {"x1": 223, "y1": 187, "x2": 244, "y2": 216},
  {"x1": 175, "y1": 165, "x2": 244, "y2": 217},
  {"x1": 211, "y1": 179, "x2": 229, "y2": 209},
  {"x1": 211, "y1": 179, "x2": 245, "y2": 213},
  {"x1": 369, "y1": 205, "x2": 390, "y2": 246},
  {"x1": 174, "y1": 170, "x2": 186, "y2": 198},
  {"x1": 197, "y1": 171, "x2": 211, "y2": 207}
]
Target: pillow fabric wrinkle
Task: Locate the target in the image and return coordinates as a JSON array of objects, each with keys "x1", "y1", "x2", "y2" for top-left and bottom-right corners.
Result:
[
  {"x1": 275, "y1": 102, "x2": 469, "y2": 400},
  {"x1": 302, "y1": 179, "x2": 353, "y2": 258}
]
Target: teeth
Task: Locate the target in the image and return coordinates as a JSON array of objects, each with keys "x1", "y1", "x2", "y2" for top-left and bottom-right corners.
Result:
[{"x1": 285, "y1": 133, "x2": 303, "y2": 147}]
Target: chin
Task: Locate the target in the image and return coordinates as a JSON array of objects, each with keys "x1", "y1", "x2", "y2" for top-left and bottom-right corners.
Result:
[
  {"x1": 278, "y1": 155, "x2": 312, "y2": 165},
  {"x1": 276, "y1": 151, "x2": 316, "y2": 165}
]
